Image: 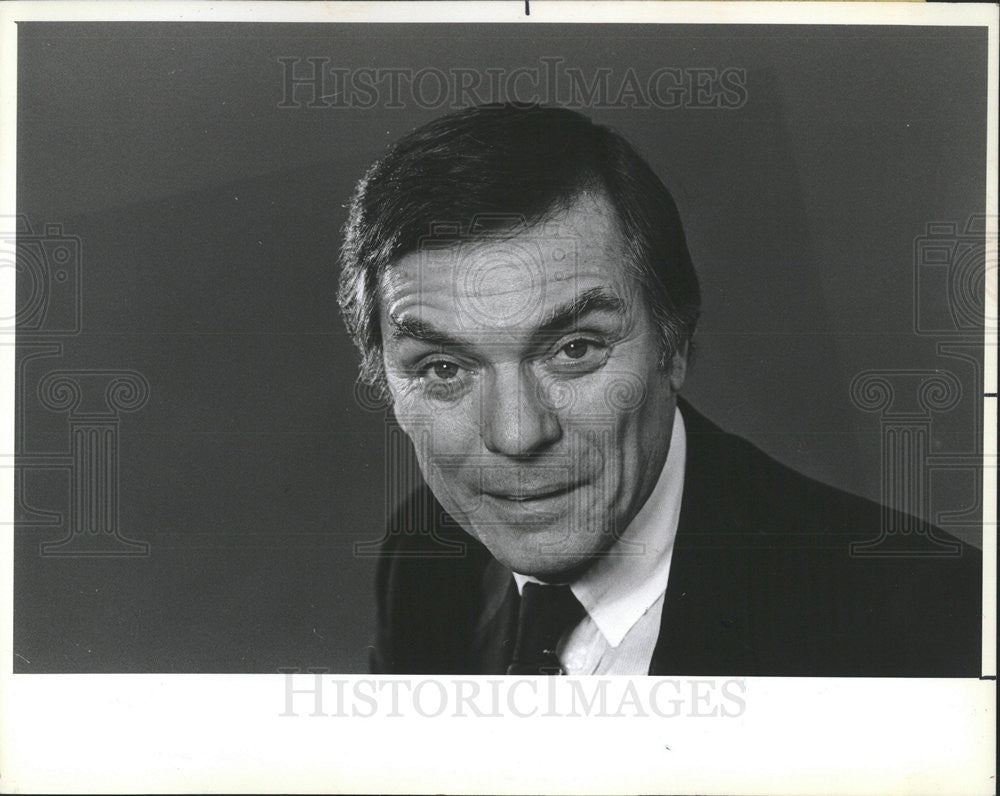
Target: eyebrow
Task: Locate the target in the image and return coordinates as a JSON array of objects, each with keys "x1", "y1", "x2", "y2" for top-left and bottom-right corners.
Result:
[
  {"x1": 534, "y1": 286, "x2": 627, "y2": 338},
  {"x1": 387, "y1": 286, "x2": 628, "y2": 350},
  {"x1": 387, "y1": 315, "x2": 471, "y2": 350}
]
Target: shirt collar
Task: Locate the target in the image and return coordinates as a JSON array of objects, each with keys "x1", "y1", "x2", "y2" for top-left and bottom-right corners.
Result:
[{"x1": 513, "y1": 405, "x2": 687, "y2": 647}]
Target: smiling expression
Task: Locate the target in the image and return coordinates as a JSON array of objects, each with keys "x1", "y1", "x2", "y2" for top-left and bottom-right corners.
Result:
[{"x1": 379, "y1": 191, "x2": 686, "y2": 580}]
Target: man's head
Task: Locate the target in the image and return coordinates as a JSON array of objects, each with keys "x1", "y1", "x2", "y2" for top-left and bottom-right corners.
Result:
[{"x1": 338, "y1": 104, "x2": 700, "y2": 579}]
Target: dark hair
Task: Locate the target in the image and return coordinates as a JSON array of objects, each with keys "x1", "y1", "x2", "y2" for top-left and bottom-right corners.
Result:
[{"x1": 338, "y1": 103, "x2": 700, "y2": 395}]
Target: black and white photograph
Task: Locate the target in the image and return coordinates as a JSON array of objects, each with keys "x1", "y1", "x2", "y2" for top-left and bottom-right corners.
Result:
[{"x1": 1, "y1": 2, "x2": 996, "y2": 793}]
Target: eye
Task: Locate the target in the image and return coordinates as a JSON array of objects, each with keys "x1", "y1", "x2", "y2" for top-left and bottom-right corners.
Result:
[
  {"x1": 417, "y1": 358, "x2": 472, "y2": 401},
  {"x1": 560, "y1": 340, "x2": 590, "y2": 360},
  {"x1": 546, "y1": 336, "x2": 610, "y2": 373},
  {"x1": 428, "y1": 360, "x2": 461, "y2": 380},
  {"x1": 555, "y1": 337, "x2": 606, "y2": 362}
]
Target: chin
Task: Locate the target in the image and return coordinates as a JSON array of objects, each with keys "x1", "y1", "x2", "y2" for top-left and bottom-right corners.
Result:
[
  {"x1": 512, "y1": 556, "x2": 597, "y2": 582},
  {"x1": 474, "y1": 525, "x2": 605, "y2": 581}
]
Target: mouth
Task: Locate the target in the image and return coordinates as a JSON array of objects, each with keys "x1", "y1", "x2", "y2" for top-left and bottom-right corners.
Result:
[{"x1": 484, "y1": 483, "x2": 579, "y2": 503}]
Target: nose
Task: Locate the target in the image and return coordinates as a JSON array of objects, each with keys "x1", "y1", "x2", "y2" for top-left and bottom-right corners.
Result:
[{"x1": 481, "y1": 364, "x2": 562, "y2": 457}]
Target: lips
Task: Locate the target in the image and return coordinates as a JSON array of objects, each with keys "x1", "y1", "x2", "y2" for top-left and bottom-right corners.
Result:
[{"x1": 484, "y1": 483, "x2": 579, "y2": 502}]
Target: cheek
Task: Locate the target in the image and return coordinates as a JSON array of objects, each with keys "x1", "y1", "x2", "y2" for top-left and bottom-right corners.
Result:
[
  {"x1": 393, "y1": 393, "x2": 480, "y2": 461},
  {"x1": 552, "y1": 368, "x2": 649, "y2": 440},
  {"x1": 555, "y1": 383, "x2": 650, "y2": 487}
]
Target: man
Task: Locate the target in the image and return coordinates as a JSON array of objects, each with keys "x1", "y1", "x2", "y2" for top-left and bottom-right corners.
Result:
[{"x1": 338, "y1": 103, "x2": 981, "y2": 676}]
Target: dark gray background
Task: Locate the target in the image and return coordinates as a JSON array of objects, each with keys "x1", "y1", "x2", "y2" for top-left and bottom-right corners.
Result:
[{"x1": 14, "y1": 23, "x2": 988, "y2": 672}]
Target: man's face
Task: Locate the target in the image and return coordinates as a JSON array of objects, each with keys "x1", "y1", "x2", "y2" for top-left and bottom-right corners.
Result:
[{"x1": 379, "y1": 192, "x2": 686, "y2": 580}]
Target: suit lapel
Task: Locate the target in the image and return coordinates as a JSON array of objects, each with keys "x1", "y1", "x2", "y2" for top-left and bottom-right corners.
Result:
[
  {"x1": 469, "y1": 557, "x2": 519, "y2": 674},
  {"x1": 649, "y1": 399, "x2": 759, "y2": 675}
]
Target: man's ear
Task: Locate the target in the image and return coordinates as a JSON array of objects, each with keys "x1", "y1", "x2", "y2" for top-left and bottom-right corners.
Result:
[{"x1": 668, "y1": 341, "x2": 689, "y2": 393}]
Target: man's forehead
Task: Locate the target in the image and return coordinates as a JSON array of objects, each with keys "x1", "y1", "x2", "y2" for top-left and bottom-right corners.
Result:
[{"x1": 379, "y1": 192, "x2": 635, "y2": 327}]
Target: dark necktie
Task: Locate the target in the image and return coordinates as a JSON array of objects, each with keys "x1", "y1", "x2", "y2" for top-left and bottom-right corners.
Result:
[{"x1": 506, "y1": 582, "x2": 586, "y2": 675}]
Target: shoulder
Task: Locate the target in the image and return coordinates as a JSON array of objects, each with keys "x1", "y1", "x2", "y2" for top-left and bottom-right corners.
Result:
[
  {"x1": 370, "y1": 484, "x2": 492, "y2": 674},
  {"x1": 679, "y1": 397, "x2": 972, "y2": 548},
  {"x1": 677, "y1": 399, "x2": 982, "y2": 675}
]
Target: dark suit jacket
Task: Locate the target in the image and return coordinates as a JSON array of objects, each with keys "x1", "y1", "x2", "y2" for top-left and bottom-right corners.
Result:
[{"x1": 371, "y1": 399, "x2": 982, "y2": 676}]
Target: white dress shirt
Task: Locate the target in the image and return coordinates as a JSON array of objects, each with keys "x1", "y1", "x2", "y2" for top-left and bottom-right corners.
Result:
[{"x1": 512, "y1": 405, "x2": 687, "y2": 674}]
